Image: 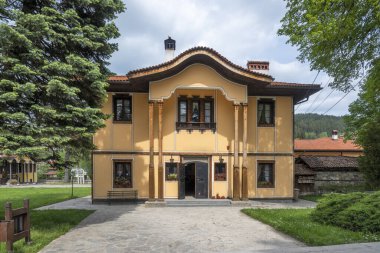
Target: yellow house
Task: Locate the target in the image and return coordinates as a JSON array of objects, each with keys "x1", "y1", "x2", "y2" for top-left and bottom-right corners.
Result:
[
  {"x1": 92, "y1": 38, "x2": 320, "y2": 202},
  {"x1": 0, "y1": 155, "x2": 38, "y2": 184}
]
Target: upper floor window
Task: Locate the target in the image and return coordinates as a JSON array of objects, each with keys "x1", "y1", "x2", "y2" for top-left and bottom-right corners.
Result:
[
  {"x1": 258, "y1": 99, "x2": 274, "y2": 126},
  {"x1": 179, "y1": 100, "x2": 187, "y2": 123},
  {"x1": 113, "y1": 95, "x2": 132, "y2": 122},
  {"x1": 257, "y1": 162, "x2": 274, "y2": 188},
  {"x1": 177, "y1": 96, "x2": 215, "y2": 132}
]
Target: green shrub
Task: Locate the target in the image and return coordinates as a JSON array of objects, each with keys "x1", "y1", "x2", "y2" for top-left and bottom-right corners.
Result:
[
  {"x1": 316, "y1": 183, "x2": 368, "y2": 193},
  {"x1": 311, "y1": 191, "x2": 380, "y2": 233},
  {"x1": 335, "y1": 192, "x2": 380, "y2": 233},
  {"x1": 311, "y1": 192, "x2": 365, "y2": 225}
]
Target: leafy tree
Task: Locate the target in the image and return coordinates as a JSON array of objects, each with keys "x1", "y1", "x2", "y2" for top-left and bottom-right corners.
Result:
[
  {"x1": 344, "y1": 60, "x2": 380, "y2": 189},
  {"x1": 279, "y1": 0, "x2": 380, "y2": 91},
  {"x1": 280, "y1": 0, "x2": 380, "y2": 187},
  {"x1": 0, "y1": 1, "x2": 125, "y2": 172}
]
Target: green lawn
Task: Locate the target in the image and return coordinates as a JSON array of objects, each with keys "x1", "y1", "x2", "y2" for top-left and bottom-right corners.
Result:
[
  {"x1": 0, "y1": 187, "x2": 94, "y2": 253},
  {"x1": 241, "y1": 208, "x2": 380, "y2": 246}
]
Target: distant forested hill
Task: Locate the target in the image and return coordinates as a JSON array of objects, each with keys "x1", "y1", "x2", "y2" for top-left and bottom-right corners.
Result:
[{"x1": 295, "y1": 113, "x2": 345, "y2": 139}]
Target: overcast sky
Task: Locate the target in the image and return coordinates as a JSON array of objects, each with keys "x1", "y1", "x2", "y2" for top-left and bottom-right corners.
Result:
[{"x1": 108, "y1": 0, "x2": 359, "y2": 116}]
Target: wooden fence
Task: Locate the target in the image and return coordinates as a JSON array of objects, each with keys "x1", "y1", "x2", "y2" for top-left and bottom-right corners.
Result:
[{"x1": 0, "y1": 199, "x2": 31, "y2": 253}]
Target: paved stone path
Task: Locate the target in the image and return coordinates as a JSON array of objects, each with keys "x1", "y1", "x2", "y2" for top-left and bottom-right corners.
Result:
[
  {"x1": 39, "y1": 204, "x2": 302, "y2": 253},
  {"x1": 37, "y1": 196, "x2": 96, "y2": 210},
  {"x1": 38, "y1": 198, "x2": 380, "y2": 253}
]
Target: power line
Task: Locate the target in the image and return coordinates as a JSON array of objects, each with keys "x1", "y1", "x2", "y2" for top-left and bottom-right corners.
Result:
[
  {"x1": 321, "y1": 78, "x2": 363, "y2": 115},
  {"x1": 303, "y1": 77, "x2": 331, "y2": 113},
  {"x1": 310, "y1": 89, "x2": 335, "y2": 113},
  {"x1": 295, "y1": 70, "x2": 320, "y2": 112}
]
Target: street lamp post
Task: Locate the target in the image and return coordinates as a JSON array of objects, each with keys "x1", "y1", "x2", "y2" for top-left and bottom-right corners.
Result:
[{"x1": 71, "y1": 169, "x2": 74, "y2": 198}]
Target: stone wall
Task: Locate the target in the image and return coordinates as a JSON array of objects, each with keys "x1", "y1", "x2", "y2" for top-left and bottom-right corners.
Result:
[{"x1": 314, "y1": 171, "x2": 364, "y2": 189}]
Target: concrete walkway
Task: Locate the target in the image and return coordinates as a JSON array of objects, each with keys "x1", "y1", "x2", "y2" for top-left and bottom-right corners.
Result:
[{"x1": 37, "y1": 197, "x2": 380, "y2": 253}]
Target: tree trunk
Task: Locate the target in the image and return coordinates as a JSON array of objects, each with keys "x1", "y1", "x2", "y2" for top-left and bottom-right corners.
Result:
[{"x1": 63, "y1": 150, "x2": 70, "y2": 183}]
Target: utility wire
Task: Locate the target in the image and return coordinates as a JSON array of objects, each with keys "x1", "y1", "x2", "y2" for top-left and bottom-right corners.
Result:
[
  {"x1": 310, "y1": 89, "x2": 335, "y2": 113},
  {"x1": 304, "y1": 77, "x2": 331, "y2": 113},
  {"x1": 295, "y1": 70, "x2": 320, "y2": 112},
  {"x1": 321, "y1": 78, "x2": 363, "y2": 115}
]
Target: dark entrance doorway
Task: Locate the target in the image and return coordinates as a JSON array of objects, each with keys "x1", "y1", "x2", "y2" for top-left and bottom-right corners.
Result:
[
  {"x1": 178, "y1": 160, "x2": 208, "y2": 199},
  {"x1": 184, "y1": 163, "x2": 195, "y2": 196}
]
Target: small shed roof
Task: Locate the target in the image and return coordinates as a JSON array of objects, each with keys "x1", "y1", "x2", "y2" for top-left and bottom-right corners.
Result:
[
  {"x1": 295, "y1": 164, "x2": 316, "y2": 176},
  {"x1": 299, "y1": 156, "x2": 359, "y2": 171}
]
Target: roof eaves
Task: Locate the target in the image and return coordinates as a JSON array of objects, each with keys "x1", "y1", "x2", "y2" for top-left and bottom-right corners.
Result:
[{"x1": 127, "y1": 46, "x2": 274, "y2": 81}]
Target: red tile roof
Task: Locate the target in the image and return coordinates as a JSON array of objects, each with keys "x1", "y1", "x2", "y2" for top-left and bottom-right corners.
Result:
[{"x1": 295, "y1": 137, "x2": 362, "y2": 151}]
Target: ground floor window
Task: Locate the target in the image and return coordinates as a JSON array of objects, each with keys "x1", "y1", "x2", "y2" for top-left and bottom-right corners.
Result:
[
  {"x1": 257, "y1": 161, "x2": 274, "y2": 188},
  {"x1": 113, "y1": 161, "x2": 132, "y2": 188},
  {"x1": 214, "y1": 163, "x2": 226, "y2": 181},
  {"x1": 165, "y1": 162, "x2": 178, "y2": 181}
]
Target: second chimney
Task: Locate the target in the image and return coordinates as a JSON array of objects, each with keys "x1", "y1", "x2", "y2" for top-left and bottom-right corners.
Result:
[
  {"x1": 164, "y1": 36, "x2": 176, "y2": 61},
  {"x1": 247, "y1": 61, "x2": 269, "y2": 75},
  {"x1": 332, "y1": 130, "x2": 338, "y2": 140}
]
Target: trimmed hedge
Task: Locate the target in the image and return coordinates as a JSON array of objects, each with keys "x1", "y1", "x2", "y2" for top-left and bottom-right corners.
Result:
[{"x1": 311, "y1": 192, "x2": 380, "y2": 233}]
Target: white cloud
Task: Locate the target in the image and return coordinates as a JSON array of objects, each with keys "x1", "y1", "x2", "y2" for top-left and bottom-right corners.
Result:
[{"x1": 108, "y1": 0, "x2": 358, "y2": 116}]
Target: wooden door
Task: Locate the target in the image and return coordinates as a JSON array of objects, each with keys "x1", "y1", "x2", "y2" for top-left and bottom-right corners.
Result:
[
  {"x1": 178, "y1": 163, "x2": 185, "y2": 199},
  {"x1": 195, "y1": 162, "x2": 208, "y2": 198}
]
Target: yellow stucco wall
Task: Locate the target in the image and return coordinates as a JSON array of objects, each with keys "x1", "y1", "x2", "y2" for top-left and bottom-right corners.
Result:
[
  {"x1": 150, "y1": 64, "x2": 247, "y2": 104},
  {"x1": 247, "y1": 156, "x2": 294, "y2": 198},
  {"x1": 276, "y1": 97, "x2": 293, "y2": 152},
  {"x1": 93, "y1": 154, "x2": 150, "y2": 199},
  {"x1": 134, "y1": 93, "x2": 149, "y2": 151},
  {"x1": 13, "y1": 172, "x2": 37, "y2": 183}
]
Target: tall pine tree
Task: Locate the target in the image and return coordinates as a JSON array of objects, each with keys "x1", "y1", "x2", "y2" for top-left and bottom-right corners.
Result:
[{"x1": 0, "y1": 1, "x2": 125, "y2": 166}]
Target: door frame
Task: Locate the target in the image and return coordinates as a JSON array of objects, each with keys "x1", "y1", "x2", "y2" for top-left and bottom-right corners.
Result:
[{"x1": 180, "y1": 156, "x2": 211, "y2": 198}]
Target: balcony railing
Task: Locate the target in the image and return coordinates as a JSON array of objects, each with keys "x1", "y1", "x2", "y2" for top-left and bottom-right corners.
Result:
[{"x1": 176, "y1": 122, "x2": 216, "y2": 133}]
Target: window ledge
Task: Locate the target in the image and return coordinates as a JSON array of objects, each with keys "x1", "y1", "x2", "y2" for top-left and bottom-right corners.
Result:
[
  {"x1": 113, "y1": 120, "x2": 132, "y2": 124},
  {"x1": 176, "y1": 122, "x2": 216, "y2": 133},
  {"x1": 257, "y1": 185, "x2": 275, "y2": 188},
  {"x1": 258, "y1": 123, "x2": 275, "y2": 127}
]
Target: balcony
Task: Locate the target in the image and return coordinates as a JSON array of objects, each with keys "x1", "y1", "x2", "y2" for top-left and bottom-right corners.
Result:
[{"x1": 176, "y1": 122, "x2": 216, "y2": 133}]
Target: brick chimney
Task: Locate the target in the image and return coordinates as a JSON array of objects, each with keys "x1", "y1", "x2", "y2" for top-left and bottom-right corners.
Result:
[{"x1": 247, "y1": 61, "x2": 269, "y2": 75}]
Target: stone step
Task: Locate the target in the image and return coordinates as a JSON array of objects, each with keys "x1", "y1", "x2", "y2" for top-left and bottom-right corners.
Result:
[{"x1": 166, "y1": 199, "x2": 231, "y2": 207}]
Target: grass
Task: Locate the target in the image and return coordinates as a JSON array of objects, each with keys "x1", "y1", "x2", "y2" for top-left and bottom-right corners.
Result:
[
  {"x1": 241, "y1": 208, "x2": 380, "y2": 246},
  {"x1": 0, "y1": 187, "x2": 91, "y2": 216},
  {"x1": 0, "y1": 187, "x2": 93, "y2": 253}
]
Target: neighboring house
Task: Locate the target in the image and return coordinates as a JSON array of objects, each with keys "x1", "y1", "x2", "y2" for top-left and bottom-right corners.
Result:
[
  {"x1": 92, "y1": 37, "x2": 320, "y2": 201},
  {"x1": 0, "y1": 155, "x2": 38, "y2": 184},
  {"x1": 294, "y1": 132, "x2": 363, "y2": 194},
  {"x1": 294, "y1": 131, "x2": 363, "y2": 157},
  {"x1": 296, "y1": 156, "x2": 363, "y2": 194},
  {"x1": 44, "y1": 167, "x2": 58, "y2": 179}
]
